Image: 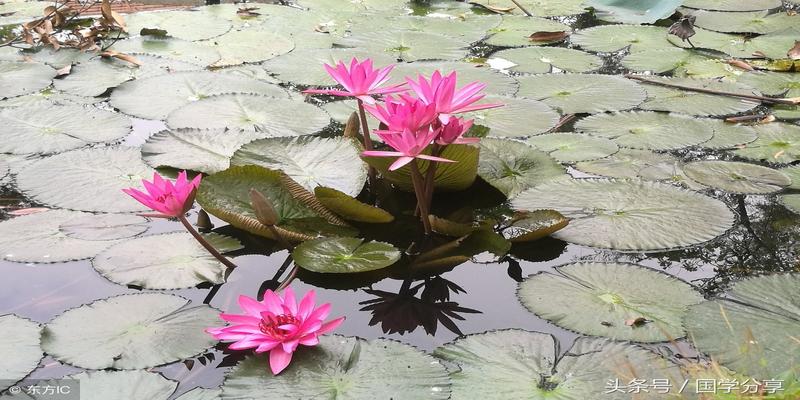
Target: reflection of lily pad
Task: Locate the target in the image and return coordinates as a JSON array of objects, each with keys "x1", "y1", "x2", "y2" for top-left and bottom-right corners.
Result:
[
  {"x1": 519, "y1": 262, "x2": 703, "y2": 342},
  {"x1": 683, "y1": 160, "x2": 790, "y2": 194},
  {"x1": 478, "y1": 137, "x2": 566, "y2": 197},
  {"x1": 732, "y1": 123, "x2": 800, "y2": 164},
  {"x1": 490, "y1": 47, "x2": 602, "y2": 74},
  {"x1": 685, "y1": 273, "x2": 800, "y2": 379},
  {"x1": 512, "y1": 179, "x2": 734, "y2": 251},
  {"x1": 571, "y1": 25, "x2": 672, "y2": 53},
  {"x1": 637, "y1": 76, "x2": 761, "y2": 116},
  {"x1": 293, "y1": 237, "x2": 401, "y2": 273},
  {"x1": 0, "y1": 314, "x2": 43, "y2": 392},
  {"x1": 92, "y1": 232, "x2": 242, "y2": 290},
  {"x1": 0, "y1": 61, "x2": 54, "y2": 99},
  {"x1": 222, "y1": 335, "x2": 451, "y2": 400},
  {"x1": 142, "y1": 129, "x2": 264, "y2": 174},
  {"x1": 517, "y1": 74, "x2": 647, "y2": 114},
  {"x1": 525, "y1": 133, "x2": 619, "y2": 163},
  {"x1": 42, "y1": 293, "x2": 219, "y2": 369},
  {"x1": 575, "y1": 111, "x2": 715, "y2": 151},
  {"x1": 465, "y1": 95, "x2": 559, "y2": 137},
  {"x1": 434, "y1": 329, "x2": 683, "y2": 400}
]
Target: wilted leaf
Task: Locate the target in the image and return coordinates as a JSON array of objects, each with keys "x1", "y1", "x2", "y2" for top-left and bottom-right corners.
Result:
[
  {"x1": 99, "y1": 50, "x2": 141, "y2": 66},
  {"x1": 528, "y1": 31, "x2": 569, "y2": 42},
  {"x1": 625, "y1": 317, "x2": 651, "y2": 328},
  {"x1": 8, "y1": 207, "x2": 50, "y2": 216},
  {"x1": 237, "y1": 7, "x2": 260, "y2": 17},
  {"x1": 789, "y1": 40, "x2": 800, "y2": 60},
  {"x1": 725, "y1": 59, "x2": 754, "y2": 71},
  {"x1": 55, "y1": 63, "x2": 71, "y2": 77}
]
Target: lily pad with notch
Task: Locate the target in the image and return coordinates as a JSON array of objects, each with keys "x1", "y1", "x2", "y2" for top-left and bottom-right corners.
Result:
[
  {"x1": 575, "y1": 111, "x2": 715, "y2": 151},
  {"x1": 525, "y1": 133, "x2": 619, "y2": 163},
  {"x1": 0, "y1": 61, "x2": 54, "y2": 99},
  {"x1": 571, "y1": 25, "x2": 673, "y2": 53},
  {"x1": 732, "y1": 122, "x2": 800, "y2": 164},
  {"x1": 142, "y1": 128, "x2": 265, "y2": 174},
  {"x1": 516, "y1": 73, "x2": 647, "y2": 114},
  {"x1": 490, "y1": 47, "x2": 603, "y2": 74},
  {"x1": 478, "y1": 137, "x2": 566, "y2": 197},
  {"x1": 293, "y1": 237, "x2": 401, "y2": 274},
  {"x1": 683, "y1": 160, "x2": 790, "y2": 194},
  {"x1": 0, "y1": 314, "x2": 43, "y2": 392},
  {"x1": 464, "y1": 95, "x2": 559, "y2": 138}
]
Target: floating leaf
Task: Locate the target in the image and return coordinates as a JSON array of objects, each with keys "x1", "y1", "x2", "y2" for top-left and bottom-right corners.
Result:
[
  {"x1": 575, "y1": 148, "x2": 679, "y2": 179},
  {"x1": 42, "y1": 293, "x2": 219, "y2": 369},
  {"x1": 364, "y1": 144, "x2": 479, "y2": 192},
  {"x1": 26, "y1": 370, "x2": 180, "y2": 400},
  {"x1": 575, "y1": 111, "x2": 715, "y2": 151},
  {"x1": 667, "y1": 27, "x2": 798, "y2": 59},
  {"x1": 478, "y1": 137, "x2": 566, "y2": 197},
  {"x1": 315, "y1": 187, "x2": 394, "y2": 223},
  {"x1": 732, "y1": 122, "x2": 800, "y2": 164},
  {"x1": 0, "y1": 314, "x2": 42, "y2": 392},
  {"x1": 350, "y1": 14, "x2": 501, "y2": 44},
  {"x1": 685, "y1": 274, "x2": 800, "y2": 379},
  {"x1": 519, "y1": 262, "x2": 703, "y2": 342},
  {"x1": 683, "y1": 160, "x2": 789, "y2": 194},
  {"x1": 516, "y1": 73, "x2": 647, "y2": 114},
  {"x1": 0, "y1": 61, "x2": 54, "y2": 99},
  {"x1": 125, "y1": 10, "x2": 233, "y2": 41},
  {"x1": 434, "y1": 330, "x2": 684, "y2": 400},
  {"x1": 586, "y1": 0, "x2": 683, "y2": 24},
  {"x1": 470, "y1": 0, "x2": 587, "y2": 17},
  {"x1": 491, "y1": 47, "x2": 601, "y2": 74},
  {"x1": 263, "y1": 48, "x2": 397, "y2": 87},
  {"x1": 738, "y1": 71, "x2": 800, "y2": 99},
  {"x1": 690, "y1": 9, "x2": 798, "y2": 34},
  {"x1": 142, "y1": 128, "x2": 264, "y2": 174},
  {"x1": 501, "y1": 210, "x2": 568, "y2": 242},
  {"x1": 637, "y1": 76, "x2": 761, "y2": 116},
  {"x1": 221, "y1": 335, "x2": 451, "y2": 399},
  {"x1": 92, "y1": 232, "x2": 242, "y2": 290},
  {"x1": 201, "y1": 29, "x2": 294, "y2": 67},
  {"x1": 17, "y1": 147, "x2": 155, "y2": 212},
  {"x1": 698, "y1": 119, "x2": 758, "y2": 149},
  {"x1": 571, "y1": 25, "x2": 672, "y2": 53},
  {"x1": 512, "y1": 179, "x2": 735, "y2": 251},
  {"x1": 781, "y1": 165, "x2": 800, "y2": 189},
  {"x1": 525, "y1": 133, "x2": 619, "y2": 163},
  {"x1": 110, "y1": 36, "x2": 221, "y2": 66},
  {"x1": 231, "y1": 136, "x2": 366, "y2": 197},
  {"x1": 465, "y1": 95, "x2": 559, "y2": 137},
  {"x1": 681, "y1": 0, "x2": 782, "y2": 11},
  {"x1": 175, "y1": 387, "x2": 222, "y2": 400},
  {"x1": 337, "y1": 30, "x2": 468, "y2": 62},
  {"x1": 293, "y1": 237, "x2": 401, "y2": 273},
  {"x1": 621, "y1": 47, "x2": 709, "y2": 73},
  {"x1": 483, "y1": 16, "x2": 572, "y2": 47},
  {"x1": 388, "y1": 61, "x2": 518, "y2": 97}
]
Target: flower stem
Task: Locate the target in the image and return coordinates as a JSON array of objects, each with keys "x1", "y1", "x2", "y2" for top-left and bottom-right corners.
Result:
[
  {"x1": 356, "y1": 99, "x2": 377, "y2": 183},
  {"x1": 276, "y1": 265, "x2": 298, "y2": 292},
  {"x1": 409, "y1": 161, "x2": 432, "y2": 234},
  {"x1": 509, "y1": 0, "x2": 533, "y2": 16},
  {"x1": 179, "y1": 215, "x2": 239, "y2": 270},
  {"x1": 626, "y1": 75, "x2": 800, "y2": 106}
]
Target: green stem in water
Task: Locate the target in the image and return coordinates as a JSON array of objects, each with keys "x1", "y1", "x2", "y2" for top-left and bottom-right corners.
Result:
[
  {"x1": 179, "y1": 215, "x2": 239, "y2": 270},
  {"x1": 276, "y1": 265, "x2": 298, "y2": 292},
  {"x1": 409, "y1": 161, "x2": 432, "y2": 234}
]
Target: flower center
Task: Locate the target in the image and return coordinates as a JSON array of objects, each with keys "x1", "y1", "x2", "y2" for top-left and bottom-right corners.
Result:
[
  {"x1": 259, "y1": 314, "x2": 299, "y2": 338},
  {"x1": 155, "y1": 192, "x2": 174, "y2": 204}
]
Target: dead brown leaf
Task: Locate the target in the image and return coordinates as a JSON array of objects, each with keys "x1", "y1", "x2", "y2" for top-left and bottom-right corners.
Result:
[
  {"x1": 528, "y1": 31, "x2": 569, "y2": 42},
  {"x1": 55, "y1": 63, "x2": 72, "y2": 76},
  {"x1": 725, "y1": 59, "x2": 754, "y2": 71},
  {"x1": 8, "y1": 207, "x2": 50, "y2": 216},
  {"x1": 100, "y1": 50, "x2": 142, "y2": 66},
  {"x1": 789, "y1": 41, "x2": 800, "y2": 61},
  {"x1": 479, "y1": 3, "x2": 514, "y2": 13},
  {"x1": 759, "y1": 114, "x2": 776, "y2": 124},
  {"x1": 236, "y1": 7, "x2": 260, "y2": 17},
  {"x1": 625, "y1": 317, "x2": 650, "y2": 328}
]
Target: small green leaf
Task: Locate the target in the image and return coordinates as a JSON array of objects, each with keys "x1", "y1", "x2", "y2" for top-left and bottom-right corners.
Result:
[
  {"x1": 314, "y1": 187, "x2": 394, "y2": 223},
  {"x1": 293, "y1": 237, "x2": 401, "y2": 273}
]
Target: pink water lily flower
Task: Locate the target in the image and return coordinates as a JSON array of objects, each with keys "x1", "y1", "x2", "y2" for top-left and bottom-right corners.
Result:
[
  {"x1": 436, "y1": 117, "x2": 477, "y2": 145},
  {"x1": 406, "y1": 71, "x2": 503, "y2": 121},
  {"x1": 206, "y1": 287, "x2": 344, "y2": 375},
  {"x1": 363, "y1": 128, "x2": 455, "y2": 171},
  {"x1": 302, "y1": 58, "x2": 407, "y2": 104},
  {"x1": 122, "y1": 171, "x2": 201, "y2": 218},
  {"x1": 364, "y1": 96, "x2": 439, "y2": 134}
]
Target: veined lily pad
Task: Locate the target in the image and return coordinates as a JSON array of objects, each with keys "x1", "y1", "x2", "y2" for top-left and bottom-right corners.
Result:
[
  {"x1": 27, "y1": 370, "x2": 180, "y2": 400},
  {"x1": 512, "y1": 179, "x2": 735, "y2": 251},
  {"x1": 571, "y1": 25, "x2": 672, "y2": 53},
  {"x1": 142, "y1": 129, "x2": 264, "y2": 174},
  {"x1": 667, "y1": 27, "x2": 797, "y2": 59},
  {"x1": 300, "y1": 0, "x2": 409, "y2": 13},
  {"x1": 675, "y1": 58, "x2": 748, "y2": 81},
  {"x1": 516, "y1": 74, "x2": 647, "y2": 114},
  {"x1": 519, "y1": 262, "x2": 704, "y2": 342},
  {"x1": 465, "y1": 95, "x2": 559, "y2": 137},
  {"x1": 293, "y1": 237, "x2": 401, "y2": 273},
  {"x1": 175, "y1": 387, "x2": 222, "y2": 400},
  {"x1": 773, "y1": 104, "x2": 800, "y2": 120},
  {"x1": 125, "y1": 10, "x2": 233, "y2": 41},
  {"x1": 470, "y1": 0, "x2": 586, "y2": 17},
  {"x1": 525, "y1": 133, "x2": 619, "y2": 163},
  {"x1": 0, "y1": 90, "x2": 100, "y2": 108},
  {"x1": 779, "y1": 194, "x2": 800, "y2": 215},
  {"x1": 110, "y1": 71, "x2": 290, "y2": 120},
  {"x1": 501, "y1": 210, "x2": 568, "y2": 242},
  {"x1": 337, "y1": 30, "x2": 468, "y2": 62},
  {"x1": 732, "y1": 123, "x2": 800, "y2": 164},
  {"x1": 490, "y1": 47, "x2": 603, "y2": 74},
  {"x1": 478, "y1": 137, "x2": 566, "y2": 197},
  {"x1": 575, "y1": 111, "x2": 715, "y2": 151},
  {"x1": 636, "y1": 76, "x2": 761, "y2": 116},
  {"x1": 434, "y1": 330, "x2": 684, "y2": 400},
  {"x1": 92, "y1": 232, "x2": 242, "y2": 290},
  {"x1": 231, "y1": 136, "x2": 367, "y2": 197},
  {"x1": 263, "y1": 48, "x2": 397, "y2": 87},
  {"x1": 781, "y1": 165, "x2": 800, "y2": 189},
  {"x1": 621, "y1": 48, "x2": 710, "y2": 73},
  {"x1": 483, "y1": 15, "x2": 572, "y2": 47},
  {"x1": 738, "y1": 71, "x2": 800, "y2": 98},
  {"x1": 683, "y1": 160, "x2": 790, "y2": 194},
  {"x1": 17, "y1": 147, "x2": 155, "y2": 213},
  {"x1": 222, "y1": 335, "x2": 450, "y2": 399},
  {"x1": 699, "y1": 119, "x2": 758, "y2": 149},
  {"x1": 0, "y1": 104, "x2": 131, "y2": 154},
  {"x1": 586, "y1": 0, "x2": 683, "y2": 24},
  {"x1": 0, "y1": 210, "x2": 148, "y2": 263},
  {"x1": 575, "y1": 148, "x2": 678, "y2": 178},
  {"x1": 315, "y1": 187, "x2": 394, "y2": 223},
  {"x1": 363, "y1": 144, "x2": 479, "y2": 193},
  {"x1": 166, "y1": 94, "x2": 330, "y2": 135},
  {"x1": 350, "y1": 14, "x2": 501, "y2": 43},
  {"x1": 41, "y1": 293, "x2": 219, "y2": 369},
  {"x1": 110, "y1": 37, "x2": 222, "y2": 67},
  {"x1": 388, "y1": 61, "x2": 519, "y2": 97},
  {"x1": 685, "y1": 273, "x2": 800, "y2": 379},
  {"x1": 0, "y1": 314, "x2": 43, "y2": 392},
  {"x1": 0, "y1": 61, "x2": 54, "y2": 99},
  {"x1": 681, "y1": 0, "x2": 782, "y2": 11},
  {"x1": 201, "y1": 29, "x2": 295, "y2": 67},
  {"x1": 690, "y1": 9, "x2": 798, "y2": 34}
]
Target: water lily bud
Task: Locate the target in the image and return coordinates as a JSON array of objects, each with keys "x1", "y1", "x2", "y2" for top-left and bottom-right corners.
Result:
[
  {"x1": 196, "y1": 209, "x2": 213, "y2": 231},
  {"x1": 249, "y1": 188, "x2": 278, "y2": 226},
  {"x1": 344, "y1": 112, "x2": 360, "y2": 138}
]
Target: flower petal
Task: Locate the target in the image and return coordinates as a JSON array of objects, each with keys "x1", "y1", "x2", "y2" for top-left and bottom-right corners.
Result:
[{"x1": 269, "y1": 347, "x2": 294, "y2": 375}]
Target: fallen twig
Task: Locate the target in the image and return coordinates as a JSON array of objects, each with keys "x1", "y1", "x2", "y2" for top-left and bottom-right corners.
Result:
[{"x1": 626, "y1": 74, "x2": 800, "y2": 106}]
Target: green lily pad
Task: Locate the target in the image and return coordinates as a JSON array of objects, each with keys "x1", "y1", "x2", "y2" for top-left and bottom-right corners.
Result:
[
  {"x1": 41, "y1": 293, "x2": 219, "y2": 369},
  {"x1": 0, "y1": 90, "x2": 100, "y2": 108},
  {"x1": 637, "y1": 76, "x2": 761, "y2": 116},
  {"x1": 470, "y1": 0, "x2": 586, "y2": 17},
  {"x1": 732, "y1": 122, "x2": 800, "y2": 164},
  {"x1": 388, "y1": 61, "x2": 519, "y2": 97},
  {"x1": 340, "y1": 30, "x2": 468, "y2": 62},
  {"x1": 17, "y1": 147, "x2": 156, "y2": 213},
  {"x1": 176, "y1": 387, "x2": 222, "y2": 400},
  {"x1": 0, "y1": 61, "x2": 54, "y2": 99},
  {"x1": 571, "y1": 25, "x2": 672, "y2": 53},
  {"x1": 698, "y1": 119, "x2": 758, "y2": 149},
  {"x1": 621, "y1": 48, "x2": 710, "y2": 73},
  {"x1": 779, "y1": 194, "x2": 800, "y2": 214},
  {"x1": 483, "y1": 15, "x2": 572, "y2": 47},
  {"x1": 200, "y1": 29, "x2": 295, "y2": 67},
  {"x1": 781, "y1": 165, "x2": 800, "y2": 189},
  {"x1": 685, "y1": 273, "x2": 800, "y2": 379},
  {"x1": 363, "y1": 143, "x2": 479, "y2": 193},
  {"x1": 166, "y1": 94, "x2": 330, "y2": 135},
  {"x1": 110, "y1": 37, "x2": 221, "y2": 66},
  {"x1": 773, "y1": 104, "x2": 800, "y2": 120},
  {"x1": 681, "y1": 0, "x2": 782, "y2": 11},
  {"x1": 512, "y1": 179, "x2": 735, "y2": 251},
  {"x1": 0, "y1": 314, "x2": 42, "y2": 392},
  {"x1": 675, "y1": 58, "x2": 749, "y2": 81},
  {"x1": 667, "y1": 27, "x2": 797, "y2": 59},
  {"x1": 490, "y1": 47, "x2": 603, "y2": 74},
  {"x1": 300, "y1": 0, "x2": 409, "y2": 13},
  {"x1": 575, "y1": 111, "x2": 715, "y2": 151},
  {"x1": 142, "y1": 129, "x2": 264, "y2": 174},
  {"x1": 92, "y1": 232, "x2": 242, "y2": 290},
  {"x1": 350, "y1": 14, "x2": 501, "y2": 43},
  {"x1": 465, "y1": 95, "x2": 559, "y2": 137},
  {"x1": 575, "y1": 148, "x2": 678, "y2": 178},
  {"x1": 519, "y1": 262, "x2": 704, "y2": 342},
  {"x1": 586, "y1": 0, "x2": 683, "y2": 24},
  {"x1": 434, "y1": 329, "x2": 684, "y2": 400},
  {"x1": 231, "y1": 136, "x2": 367, "y2": 197},
  {"x1": 690, "y1": 9, "x2": 798, "y2": 34},
  {"x1": 501, "y1": 210, "x2": 568, "y2": 242},
  {"x1": 263, "y1": 48, "x2": 397, "y2": 87},
  {"x1": 738, "y1": 71, "x2": 800, "y2": 98},
  {"x1": 315, "y1": 186, "x2": 394, "y2": 223},
  {"x1": 125, "y1": 10, "x2": 233, "y2": 41},
  {"x1": 516, "y1": 74, "x2": 647, "y2": 114},
  {"x1": 478, "y1": 137, "x2": 566, "y2": 197},
  {"x1": 683, "y1": 160, "x2": 790, "y2": 194},
  {"x1": 26, "y1": 370, "x2": 179, "y2": 400},
  {"x1": 0, "y1": 210, "x2": 148, "y2": 263},
  {"x1": 110, "y1": 71, "x2": 290, "y2": 120},
  {"x1": 221, "y1": 335, "x2": 451, "y2": 400},
  {"x1": 525, "y1": 133, "x2": 619, "y2": 163},
  {"x1": 293, "y1": 237, "x2": 401, "y2": 273}
]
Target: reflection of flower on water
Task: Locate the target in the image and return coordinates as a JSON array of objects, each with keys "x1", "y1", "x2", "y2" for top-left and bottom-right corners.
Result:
[{"x1": 359, "y1": 276, "x2": 480, "y2": 336}]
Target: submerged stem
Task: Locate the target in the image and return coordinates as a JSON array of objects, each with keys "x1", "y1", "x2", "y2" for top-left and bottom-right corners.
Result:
[{"x1": 179, "y1": 215, "x2": 239, "y2": 270}]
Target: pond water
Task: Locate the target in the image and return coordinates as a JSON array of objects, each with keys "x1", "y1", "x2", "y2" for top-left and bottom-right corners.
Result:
[{"x1": 1, "y1": 0, "x2": 799, "y2": 398}]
